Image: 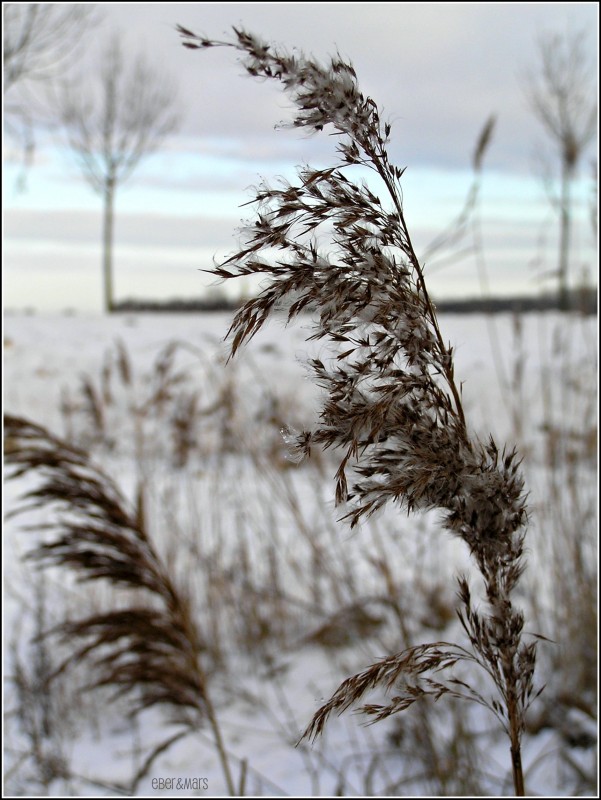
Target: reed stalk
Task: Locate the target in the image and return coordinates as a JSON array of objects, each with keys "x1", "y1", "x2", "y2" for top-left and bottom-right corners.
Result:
[
  {"x1": 4, "y1": 413, "x2": 237, "y2": 795},
  {"x1": 180, "y1": 25, "x2": 543, "y2": 795}
]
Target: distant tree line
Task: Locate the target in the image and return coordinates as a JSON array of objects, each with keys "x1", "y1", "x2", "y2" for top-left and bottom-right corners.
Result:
[{"x1": 114, "y1": 286, "x2": 596, "y2": 315}]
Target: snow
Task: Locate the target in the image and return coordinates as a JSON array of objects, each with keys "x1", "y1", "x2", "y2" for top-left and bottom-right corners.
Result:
[{"x1": 3, "y1": 310, "x2": 598, "y2": 796}]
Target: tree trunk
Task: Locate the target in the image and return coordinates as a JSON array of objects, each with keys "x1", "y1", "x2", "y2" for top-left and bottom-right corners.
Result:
[
  {"x1": 102, "y1": 177, "x2": 115, "y2": 313},
  {"x1": 557, "y1": 159, "x2": 572, "y2": 312}
]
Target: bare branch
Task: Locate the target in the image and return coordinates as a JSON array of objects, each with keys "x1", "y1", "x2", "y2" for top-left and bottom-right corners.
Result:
[
  {"x1": 59, "y1": 32, "x2": 181, "y2": 192},
  {"x1": 3, "y1": 3, "x2": 98, "y2": 176},
  {"x1": 57, "y1": 32, "x2": 181, "y2": 312},
  {"x1": 3, "y1": 3, "x2": 97, "y2": 92},
  {"x1": 524, "y1": 30, "x2": 597, "y2": 167},
  {"x1": 522, "y1": 29, "x2": 597, "y2": 309}
]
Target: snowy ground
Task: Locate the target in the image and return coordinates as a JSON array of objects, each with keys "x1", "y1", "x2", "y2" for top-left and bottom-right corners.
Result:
[
  {"x1": 3, "y1": 310, "x2": 598, "y2": 796},
  {"x1": 4, "y1": 309, "x2": 596, "y2": 452}
]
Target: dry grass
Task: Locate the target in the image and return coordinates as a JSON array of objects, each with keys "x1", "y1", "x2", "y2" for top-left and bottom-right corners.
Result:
[
  {"x1": 4, "y1": 311, "x2": 595, "y2": 793},
  {"x1": 516, "y1": 317, "x2": 597, "y2": 791},
  {"x1": 178, "y1": 25, "x2": 545, "y2": 795},
  {"x1": 3, "y1": 413, "x2": 238, "y2": 794},
  {"x1": 4, "y1": 336, "x2": 490, "y2": 793},
  {"x1": 3, "y1": 23, "x2": 595, "y2": 798}
]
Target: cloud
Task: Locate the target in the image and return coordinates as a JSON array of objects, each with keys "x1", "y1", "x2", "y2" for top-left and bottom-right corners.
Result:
[
  {"x1": 4, "y1": 3, "x2": 597, "y2": 312},
  {"x1": 98, "y1": 2, "x2": 597, "y2": 172},
  {"x1": 3, "y1": 208, "x2": 242, "y2": 251}
]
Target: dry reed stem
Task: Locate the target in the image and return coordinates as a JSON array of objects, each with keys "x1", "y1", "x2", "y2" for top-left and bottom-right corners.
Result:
[
  {"x1": 3, "y1": 413, "x2": 237, "y2": 794},
  {"x1": 180, "y1": 25, "x2": 542, "y2": 795}
]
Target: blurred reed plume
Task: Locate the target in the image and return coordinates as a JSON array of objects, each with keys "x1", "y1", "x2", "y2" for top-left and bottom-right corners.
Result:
[
  {"x1": 180, "y1": 25, "x2": 543, "y2": 795},
  {"x1": 3, "y1": 413, "x2": 238, "y2": 794}
]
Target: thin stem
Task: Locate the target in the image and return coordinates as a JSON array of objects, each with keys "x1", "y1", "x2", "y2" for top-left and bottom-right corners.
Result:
[
  {"x1": 102, "y1": 177, "x2": 115, "y2": 314},
  {"x1": 202, "y1": 690, "x2": 237, "y2": 796},
  {"x1": 371, "y1": 146, "x2": 467, "y2": 433},
  {"x1": 510, "y1": 738, "x2": 525, "y2": 796},
  {"x1": 505, "y1": 656, "x2": 525, "y2": 796}
]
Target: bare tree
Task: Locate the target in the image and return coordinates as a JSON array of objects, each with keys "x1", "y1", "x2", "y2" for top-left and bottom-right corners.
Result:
[
  {"x1": 523, "y1": 30, "x2": 597, "y2": 310},
  {"x1": 58, "y1": 34, "x2": 181, "y2": 313},
  {"x1": 3, "y1": 3, "x2": 97, "y2": 169}
]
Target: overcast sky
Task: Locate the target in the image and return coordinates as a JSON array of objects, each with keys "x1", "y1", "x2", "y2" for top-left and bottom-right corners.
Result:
[{"x1": 3, "y1": 2, "x2": 598, "y2": 312}]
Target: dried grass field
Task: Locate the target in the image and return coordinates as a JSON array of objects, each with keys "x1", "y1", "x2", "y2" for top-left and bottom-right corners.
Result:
[{"x1": 3, "y1": 309, "x2": 597, "y2": 796}]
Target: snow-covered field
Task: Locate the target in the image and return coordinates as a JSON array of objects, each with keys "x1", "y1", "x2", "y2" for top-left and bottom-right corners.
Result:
[{"x1": 3, "y1": 310, "x2": 598, "y2": 796}]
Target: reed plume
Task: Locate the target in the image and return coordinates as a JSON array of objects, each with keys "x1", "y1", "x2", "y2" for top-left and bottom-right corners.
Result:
[
  {"x1": 4, "y1": 413, "x2": 237, "y2": 794},
  {"x1": 180, "y1": 25, "x2": 541, "y2": 795}
]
